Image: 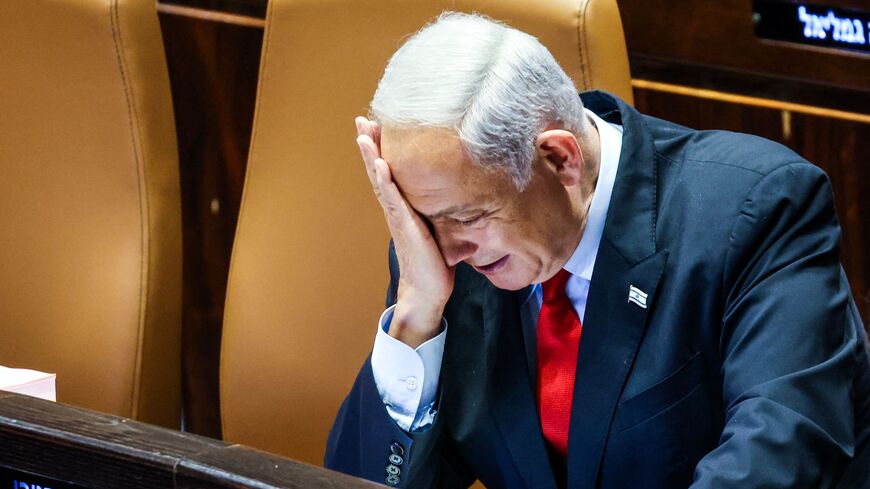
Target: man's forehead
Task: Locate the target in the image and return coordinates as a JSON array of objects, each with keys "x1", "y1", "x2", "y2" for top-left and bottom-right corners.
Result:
[
  {"x1": 380, "y1": 125, "x2": 464, "y2": 165},
  {"x1": 379, "y1": 125, "x2": 510, "y2": 218},
  {"x1": 381, "y1": 126, "x2": 473, "y2": 191}
]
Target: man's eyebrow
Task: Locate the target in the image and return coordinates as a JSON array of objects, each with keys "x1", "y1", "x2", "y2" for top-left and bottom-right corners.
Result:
[{"x1": 426, "y1": 204, "x2": 476, "y2": 220}]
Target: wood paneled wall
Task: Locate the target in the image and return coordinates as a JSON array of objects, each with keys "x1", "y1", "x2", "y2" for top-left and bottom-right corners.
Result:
[
  {"x1": 156, "y1": 0, "x2": 870, "y2": 438},
  {"x1": 619, "y1": 0, "x2": 870, "y2": 112}
]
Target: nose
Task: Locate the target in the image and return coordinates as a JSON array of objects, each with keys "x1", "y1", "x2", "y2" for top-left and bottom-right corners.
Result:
[{"x1": 436, "y1": 229, "x2": 478, "y2": 267}]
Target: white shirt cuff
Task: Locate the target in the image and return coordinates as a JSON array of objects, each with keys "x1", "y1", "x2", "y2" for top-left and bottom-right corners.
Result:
[{"x1": 370, "y1": 304, "x2": 446, "y2": 431}]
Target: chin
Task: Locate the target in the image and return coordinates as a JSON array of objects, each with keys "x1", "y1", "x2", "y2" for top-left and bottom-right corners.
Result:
[{"x1": 485, "y1": 271, "x2": 535, "y2": 291}]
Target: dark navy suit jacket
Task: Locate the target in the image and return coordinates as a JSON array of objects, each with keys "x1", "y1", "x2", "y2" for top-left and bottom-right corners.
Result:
[{"x1": 325, "y1": 92, "x2": 870, "y2": 488}]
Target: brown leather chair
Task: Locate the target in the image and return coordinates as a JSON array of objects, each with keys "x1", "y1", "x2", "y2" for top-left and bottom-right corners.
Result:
[
  {"x1": 220, "y1": 0, "x2": 633, "y2": 465},
  {"x1": 0, "y1": 0, "x2": 182, "y2": 428}
]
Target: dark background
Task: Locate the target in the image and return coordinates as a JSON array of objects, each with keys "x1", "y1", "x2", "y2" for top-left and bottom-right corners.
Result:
[{"x1": 1, "y1": 466, "x2": 88, "y2": 489}]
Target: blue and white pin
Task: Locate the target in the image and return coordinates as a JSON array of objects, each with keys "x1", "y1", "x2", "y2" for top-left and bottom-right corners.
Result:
[{"x1": 628, "y1": 285, "x2": 648, "y2": 309}]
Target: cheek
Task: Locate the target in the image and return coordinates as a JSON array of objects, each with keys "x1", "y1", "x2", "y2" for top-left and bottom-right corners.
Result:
[
  {"x1": 476, "y1": 219, "x2": 528, "y2": 252},
  {"x1": 465, "y1": 222, "x2": 506, "y2": 249}
]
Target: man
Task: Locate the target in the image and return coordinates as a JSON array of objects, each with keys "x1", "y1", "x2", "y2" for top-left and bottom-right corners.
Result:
[{"x1": 325, "y1": 12, "x2": 870, "y2": 489}]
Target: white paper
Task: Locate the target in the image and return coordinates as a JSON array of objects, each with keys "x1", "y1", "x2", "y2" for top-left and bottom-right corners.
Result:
[{"x1": 0, "y1": 365, "x2": 57, "y2": 401}]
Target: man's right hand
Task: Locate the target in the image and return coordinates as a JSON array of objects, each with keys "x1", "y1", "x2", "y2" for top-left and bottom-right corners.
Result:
[{"x1": 356, "y1": 117, "x2": 455, "y2": 349}]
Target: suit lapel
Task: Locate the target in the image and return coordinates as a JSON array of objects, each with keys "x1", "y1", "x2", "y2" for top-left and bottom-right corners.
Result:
[
  {"x1": 486, "y1": 246, "x2": 667, "y2": 489},
  {"x1": 564, "y1": 91, "x2": 669, "y2": 488},
  {"x1": 488, "y1": 283, "x2": 559, "y2": 489},
  {"x1": 566, "y1": 242, "x2": 667, "y2": 488}
]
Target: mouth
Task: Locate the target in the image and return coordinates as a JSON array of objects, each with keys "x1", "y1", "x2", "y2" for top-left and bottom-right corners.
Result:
[{"x1": 473, "y1": 255, "x2": 509, "y2": 275}]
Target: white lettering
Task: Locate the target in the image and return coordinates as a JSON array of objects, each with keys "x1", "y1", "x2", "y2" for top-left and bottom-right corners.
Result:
[
  {"x1": 11, "y1": 481, "x2": 49, "y2": 489},
  {"x1": 832, "y1": 12, "x2": 844, "y2": 41},
  {"x1": 855, "y1": 19, "x2": 866, "y2": 44},
  {"x1": 798, "y1": 5, "x2": 867, "y2": 45}
]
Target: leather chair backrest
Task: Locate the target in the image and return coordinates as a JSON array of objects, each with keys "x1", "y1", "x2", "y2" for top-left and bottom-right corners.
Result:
[
  {"x1": 0, "y1": 0, "x2": 182, "y2": 428},
  {"x1": 221, "y1": 0, "x2": 632, "y2": 463}
]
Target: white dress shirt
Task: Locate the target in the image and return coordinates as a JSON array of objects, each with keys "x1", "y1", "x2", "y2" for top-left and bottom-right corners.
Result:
[{"x1": 371, "y1": 109, "x2": 624, "y2": 431}]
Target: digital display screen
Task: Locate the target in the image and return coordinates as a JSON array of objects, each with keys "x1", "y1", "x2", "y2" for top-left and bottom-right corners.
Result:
[
  {"x1": 754, "y1": 0, "x2": 870, "y2": 54},
  {"x1": 0, "y1": 467, "x2": 88, "y2": 489}
]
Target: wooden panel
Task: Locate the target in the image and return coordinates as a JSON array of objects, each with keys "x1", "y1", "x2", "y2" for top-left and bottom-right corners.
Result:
[
  {"x1": 634, "y1": 87, "x2": 869, "y2": 326},
  {"x1": 618, "y1": 0, "x2": 870, "y2": 89},
  {"x1": 617, "y1": 0, "x2": 870, "y2": 112},
  {"x1": 0, "y1": 392, "x2": 382, "y2": 489},
  {"x1": 158, "y1": 11, "x2": 263, "y2": 438},
  {"x1": 633, "y1": 86, "x2": 785, "y2": 139}
]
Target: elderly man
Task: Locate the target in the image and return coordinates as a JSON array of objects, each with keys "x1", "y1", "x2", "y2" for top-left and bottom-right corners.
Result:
[{"x1": 324, "y1": 12, "x2": 870, "y2": 489}]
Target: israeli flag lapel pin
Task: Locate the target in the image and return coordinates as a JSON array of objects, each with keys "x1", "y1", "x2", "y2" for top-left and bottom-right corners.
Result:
[{"x1": 628, "y1": 285, "x2": 648, "y2": 309}]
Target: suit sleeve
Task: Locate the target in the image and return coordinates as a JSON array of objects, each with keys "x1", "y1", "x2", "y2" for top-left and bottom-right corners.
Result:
[
  {"x1": 324, "y1": 241, "x2": 476, "y2": 489},
  {"x1": 690, "y1": 162, "x2": 859, "y2": 488}
]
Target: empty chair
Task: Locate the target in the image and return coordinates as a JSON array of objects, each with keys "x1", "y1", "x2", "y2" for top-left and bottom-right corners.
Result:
[{"x1": 0, "y1": 0, "x2": 183, "y2": 428}]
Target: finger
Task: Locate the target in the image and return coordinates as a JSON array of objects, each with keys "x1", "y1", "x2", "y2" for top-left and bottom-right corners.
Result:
[
  {"x1": 354, "y1": 116, "x2": 371, "y2": 137},
  {"x1": 355, "y1": 116, "x2": 380, "y2": 149},
  {"x1": 373, "y1": 158, "x2": 398, "y2": 218},
  {"x1": 374, "y1": 158, "x2": 414, "y2": 221},
  {"x1": 358, "y1": 117, "x2": 381, "y2": 150},
  {"x1": 357, "y1": 134, "x2": 380, "y2": 160},
  {"x1": 357, "y1": 135, "x2": 380, "y2": 188}
]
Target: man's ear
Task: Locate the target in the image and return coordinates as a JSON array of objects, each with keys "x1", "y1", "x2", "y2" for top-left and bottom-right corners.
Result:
[{"x1": 535, "y1": 129, "x2": 584, "y2": 187}]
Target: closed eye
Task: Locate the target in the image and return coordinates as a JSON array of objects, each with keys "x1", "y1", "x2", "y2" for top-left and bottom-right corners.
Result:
[{"x1": 455, "y1": 213, "x2": 486, "y2": 227}]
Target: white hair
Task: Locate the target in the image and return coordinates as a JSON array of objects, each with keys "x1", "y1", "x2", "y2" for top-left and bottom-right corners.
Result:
[{"x1": 371, "y1": 12, "x2": 588, "y2": 189}]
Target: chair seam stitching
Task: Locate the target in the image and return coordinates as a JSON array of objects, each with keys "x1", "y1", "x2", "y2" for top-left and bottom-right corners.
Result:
[
  {"x1": 110, "y1": 0, "x2": 148, "y2": 421},
  {"x1": 577, "y1": 0, "x2": 592, "y2": 89}
]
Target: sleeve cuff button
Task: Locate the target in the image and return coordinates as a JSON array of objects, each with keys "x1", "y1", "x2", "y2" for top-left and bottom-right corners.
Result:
[{"x1": 390, "y1": 442, "x2": 405, "y2": 456}]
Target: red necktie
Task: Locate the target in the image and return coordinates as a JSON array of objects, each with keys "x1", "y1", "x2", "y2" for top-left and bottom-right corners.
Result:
[{"x1": 536, "y1": 268, "x2": 582, "y2": 458}]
